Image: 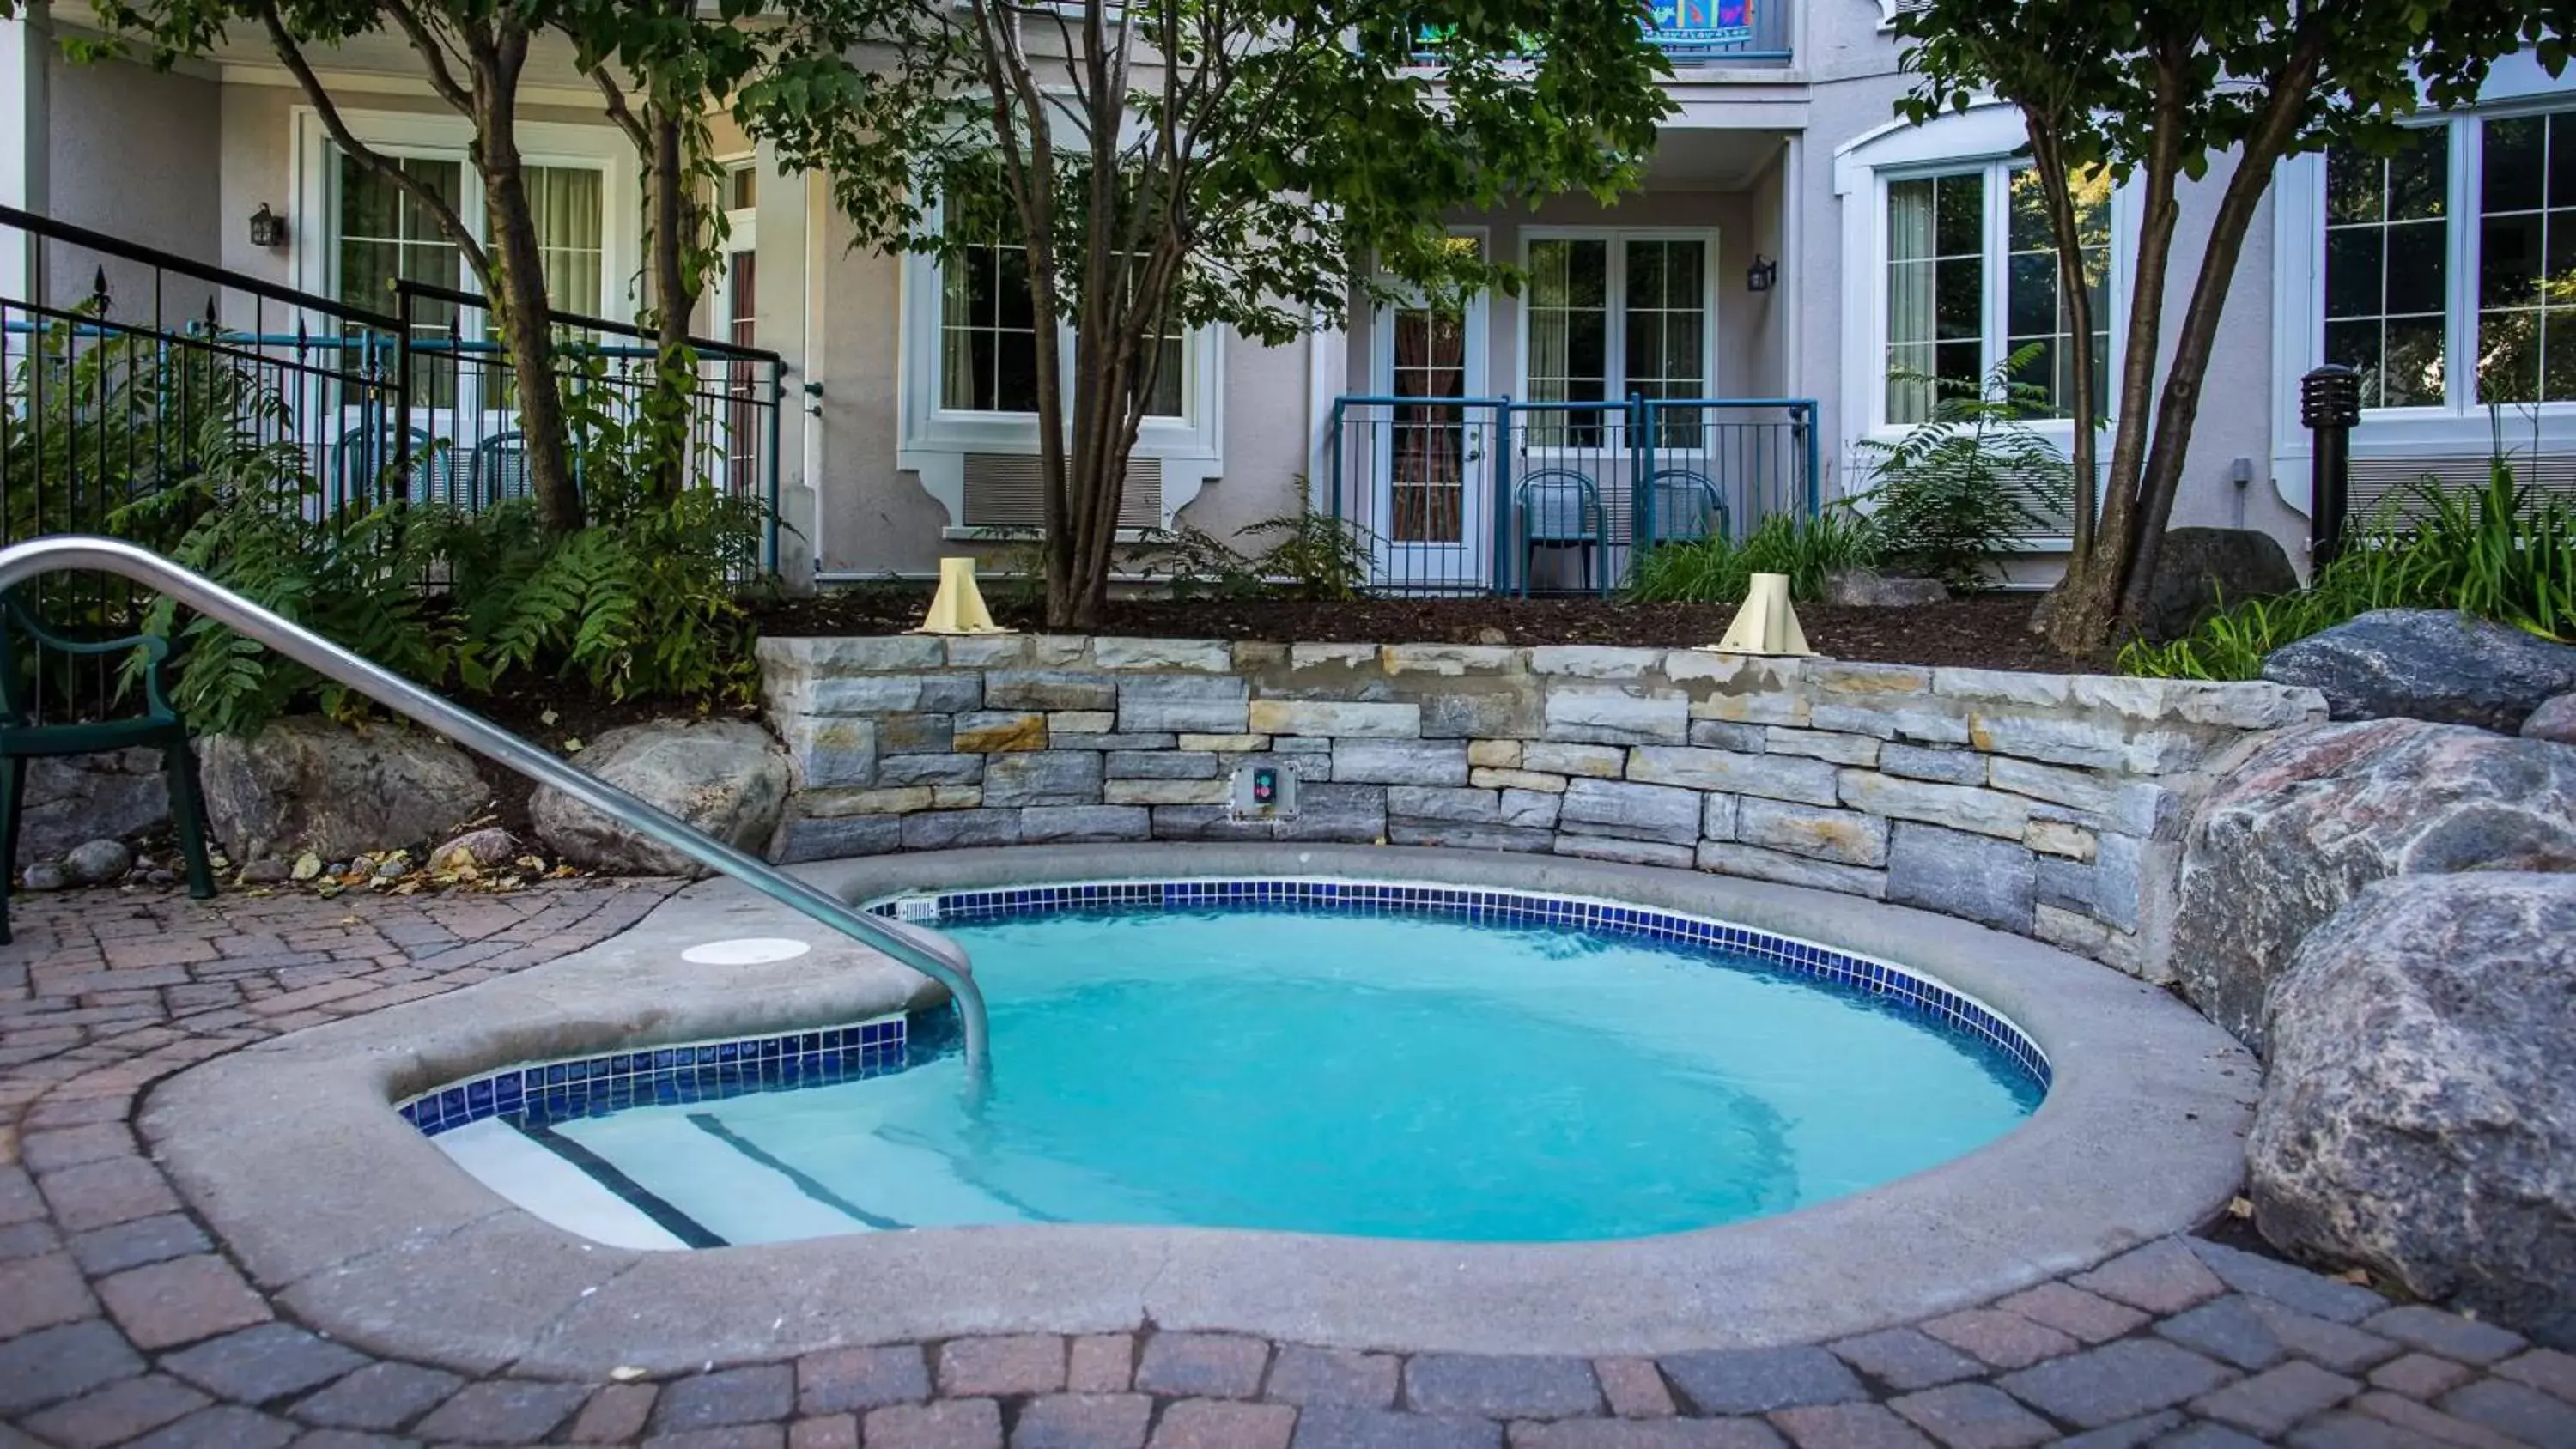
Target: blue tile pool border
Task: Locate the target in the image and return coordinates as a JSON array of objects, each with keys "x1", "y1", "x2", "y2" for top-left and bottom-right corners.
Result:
[
  {"x1": 396, "y1": 1016, "x2": 911, "y2": 1138},
  {"x1": 872, "y1": 876, "x2": 2052, "y2": 1092},
  {"x1": 398, "y1": 873, "x2": 2049, "y2": 1143}
]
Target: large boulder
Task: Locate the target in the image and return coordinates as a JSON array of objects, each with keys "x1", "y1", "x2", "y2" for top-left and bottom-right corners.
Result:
[
  {"x1": 2172, "y1": 718, "x2": 2576, "y2": 1052},
  {"x1": 2261, "y1": 609, "x2": 2576, "y2": 731},
  {"x1": 197, "y1": 718, "x2": 489, "y2": 863},
  {"x1": 2249, "y1": 872, "x2": 2576, "y2": 1347},
  {"x1": 18, "y1": 749, "x2": 171, "y2": 861},
  {"x1": 532, "y1": 718, "x2": 790, "y2": 876},
  {"x1": 2140, "y1": 527, "x2": 2301, "y2": 641}
]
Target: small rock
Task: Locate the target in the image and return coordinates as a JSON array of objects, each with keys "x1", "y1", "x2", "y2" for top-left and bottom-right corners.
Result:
[
  {"x1": 291, "y1": 853, "x2": 324, "y2": 882},
  {"x1": 1474, "y1": 626, "x2": 1510, "y2": 646},
  {"x1": 21, "y1": 862, "x2": 70, "y2": 892},
  {"x1": 325, "y1": 861, "x2": 350, "y2": 877},
  {"x1": 2524, "y1": 692, "x2": 2576, "y2": 745},
  {"x1": 1823, "y1": 568, "x2": 1949, "y2": 609},
  {"x1": 62, "y1": 839, "x2": 134, "y2": 887},
  {"x1": 146, "y1": 870, "x2": 176, "y2": 887},
  {"x1": 431, "y1": 827, "x2": 519, "y2": 870},
  {"x1": 240, "y1": 858, "x2": 290, "y2": 884},
  {"x1": 374, "y1": 859, "x2": 405, "y2": 879},
  {"x1": 2262, "y1": 609, "x2": 2576, "y2": 731}
]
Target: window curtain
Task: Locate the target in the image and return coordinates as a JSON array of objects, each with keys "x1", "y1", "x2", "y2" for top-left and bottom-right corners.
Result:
[
  {"x1": 1886, "y1": 179, "x2": 1937, "y2": 425},
  {"x1": 941, "y1": 249, "x2": 981, "y2": 411},
  {"x1": 526, "y1": 166, "x2": 605, "y2": 315},
  {"x1": 1528, "y1": 241, "x2": 1573, "y2": 403}
]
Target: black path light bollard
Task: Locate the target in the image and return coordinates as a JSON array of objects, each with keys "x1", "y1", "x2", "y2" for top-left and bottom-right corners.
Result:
[{"x1": 2300, "y1": 364, "x2": 2362, "y2": 572}]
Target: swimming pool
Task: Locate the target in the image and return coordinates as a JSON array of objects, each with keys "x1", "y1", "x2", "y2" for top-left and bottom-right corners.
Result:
[{"x1": 408, "y1": 880, "x2": 2045, "y2": 1246}]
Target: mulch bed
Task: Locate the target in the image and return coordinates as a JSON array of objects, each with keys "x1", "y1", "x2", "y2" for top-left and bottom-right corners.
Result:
[{"x1": 755, "y1": 589, "x2": 2107, "y2": 675}]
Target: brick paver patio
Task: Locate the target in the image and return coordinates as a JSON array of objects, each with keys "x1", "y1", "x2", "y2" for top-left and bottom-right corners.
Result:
[{"x1": 2, "y1": 882, "x2": 2570, "y2": 1447}]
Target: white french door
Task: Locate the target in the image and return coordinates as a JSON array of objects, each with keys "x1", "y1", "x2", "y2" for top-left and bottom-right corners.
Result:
[{"x1": 1370, "y1": 282, "x2": 1491, "y2": 590}]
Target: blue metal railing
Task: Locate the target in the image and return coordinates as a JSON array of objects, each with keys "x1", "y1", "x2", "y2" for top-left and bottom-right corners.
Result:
[{"x1": 1326, "y1": 393, "x2": 1820, "y2": 596}]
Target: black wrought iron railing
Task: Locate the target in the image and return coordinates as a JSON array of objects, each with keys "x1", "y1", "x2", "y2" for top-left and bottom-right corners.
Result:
[
  {"x1": 1, "y1": 203, "x2": 785, "y2": 717},
  {"x1": 1325, "y1": 393, "x2": 1820, "y2": 596}
]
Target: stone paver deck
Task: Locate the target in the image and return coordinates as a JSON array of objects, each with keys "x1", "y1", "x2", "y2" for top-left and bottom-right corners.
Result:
[{"x1": 3, "y1": 882, "x2": 2570, "y2": 1447}]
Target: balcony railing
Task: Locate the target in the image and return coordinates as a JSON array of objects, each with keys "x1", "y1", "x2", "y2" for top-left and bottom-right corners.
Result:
[
  {"x1": 1644, "y1": 0, "x2": 1792, "y2": 65},
  {"x1": 1415, "y1": 0, "x2": 1791, "y2": 71}
]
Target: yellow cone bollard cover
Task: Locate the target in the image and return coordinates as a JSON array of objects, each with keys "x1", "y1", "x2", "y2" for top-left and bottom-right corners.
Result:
[
  {"x1": 914, "y1": 556, "x2": 1012, "y2": 636},
  {"x1": 1703, "y1": 572, "x2": 1814, "y2": 658}
]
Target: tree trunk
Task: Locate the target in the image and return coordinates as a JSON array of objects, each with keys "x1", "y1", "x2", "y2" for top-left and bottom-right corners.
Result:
[
  {"x1": 647, "y1": 104, "x2": 698, "y2": 502},
  {"x1": 2113, "y1": 56, "x2": 2324, "y2": 627},
  {"x1": 2040, "y1": 42, "x2": 2190, "y2": 655},
  {"x1": 471, "y1": 55, "x2": 582, "y2": 532}
]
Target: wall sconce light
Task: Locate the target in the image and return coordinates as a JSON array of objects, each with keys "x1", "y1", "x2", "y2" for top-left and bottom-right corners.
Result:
[
  {"x1": 249, "y1": 203, "x2": 288, "y2": 250},
  {"x1": 1747, "y1": 254, "x2": 1777, "y2": 293}
]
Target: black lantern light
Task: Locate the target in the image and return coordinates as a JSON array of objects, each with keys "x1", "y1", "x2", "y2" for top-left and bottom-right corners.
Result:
[
  {"x1": 1747, "y1": 253, "x2": 1777, "y2": 293},
  {"x1": 249, "y1": 203, "x2": 288, "y2": 250}
]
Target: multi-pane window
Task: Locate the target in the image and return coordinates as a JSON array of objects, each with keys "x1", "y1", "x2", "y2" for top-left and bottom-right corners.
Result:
[
  {"x1": 1522, "y1": 233, "x2": 1710, "y2": 445},
  {"x1": 2313, "y1": 106, "x2": 2576, "y2": 413},
  {"x1": 939, "y1": 233, "x2": 1185, "y2": 418},
  {"x1": 1625, "y1": 239, "x2": 1710, "y2": 404},
  {"x1": 2006, "y1": 168, "x2": 2111, "y2": 417},
  {"x1": 337, "y1": 154, "x2": 605, "y2": 315},
  {"x1": 335, "y1": 151, "x2": 606, "y2": 409},
  {"x1": 2477, "y1": 112, "x2": 2576, "y2": 403},
  {"x1": 2324, "y1": 130, "x2": 2450, "y2": 408},
  {"x1": 1389, "y1": 302, "x2": 1470, "y2": 543},
  {"x1": 1886, "y1": 164, "x2": 2109, "y2": 426},
  {"x1": 941, "y1": 239, "x2": 1041, "y2": 413},
  {"x1": 1885, "y1": 172, "x2": 1984, "y2": 423}
]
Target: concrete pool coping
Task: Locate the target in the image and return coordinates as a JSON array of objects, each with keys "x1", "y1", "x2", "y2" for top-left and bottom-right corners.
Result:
[{"x1": 139, "y1": 844, "x2": 2259, "y2": 1376}]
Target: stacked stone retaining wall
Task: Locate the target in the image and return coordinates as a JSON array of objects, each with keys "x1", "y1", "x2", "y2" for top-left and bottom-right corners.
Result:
[{"x1": 760, "y1": 635, "x2": 2327, "y2": 979}]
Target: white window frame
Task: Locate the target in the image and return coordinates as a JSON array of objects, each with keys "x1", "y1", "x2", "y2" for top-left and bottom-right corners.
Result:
[
  {"x1": 2269, "y1": 51, "x2": 2576, "y2": 511},
  {"x1": 896, "y1": 198, "x2": 1224, "y2": 534},
  {"x1": 1512, "y1": 226, "x2": 1722, "y2": 449},
  {"x1": 1834, "y1": 101, "x2": 2136, "y2": 536},
  {"x1": 289, "y1": 106, "x2": 640, "y2": 319}
]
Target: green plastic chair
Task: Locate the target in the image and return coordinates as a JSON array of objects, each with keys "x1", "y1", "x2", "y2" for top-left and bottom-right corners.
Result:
[{"x1": 0, "y1": 596, "x2": 217, "y2": 943}]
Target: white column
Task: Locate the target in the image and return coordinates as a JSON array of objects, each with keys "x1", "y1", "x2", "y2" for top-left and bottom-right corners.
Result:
[
  {"x1": 1305, "y1": 300, "x2": 1350, "y2": 512},
  {"x1": 0, "y1": 3, "x2": 52, "y2": 306}
]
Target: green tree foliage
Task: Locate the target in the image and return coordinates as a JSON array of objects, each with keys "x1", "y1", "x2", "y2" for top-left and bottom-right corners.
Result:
[
  {"x1": 1897, "y1": 0, "x2": 2567, "y2": 652},
  {"x1": 45, "y1": 0, "x2": 591, "y2": 530},
  {"x1": 743, "y1": 0, "x2": 1676, "y2": 627}
]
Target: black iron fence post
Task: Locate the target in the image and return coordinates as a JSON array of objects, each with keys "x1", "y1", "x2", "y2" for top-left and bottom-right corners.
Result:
[{"x1": 2300, "y1": 364, "x2": 2361, "y2": 572}]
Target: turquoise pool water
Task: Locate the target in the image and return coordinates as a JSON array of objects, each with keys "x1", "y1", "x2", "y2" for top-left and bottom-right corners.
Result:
[{"x1": 547, "y1": 906, "x2": 2042, "y2": 1244}]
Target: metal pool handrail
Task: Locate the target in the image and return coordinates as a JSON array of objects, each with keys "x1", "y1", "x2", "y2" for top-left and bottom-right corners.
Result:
[{"x1": 0, "y1": 536, "x2": 991, "y2": 1079}]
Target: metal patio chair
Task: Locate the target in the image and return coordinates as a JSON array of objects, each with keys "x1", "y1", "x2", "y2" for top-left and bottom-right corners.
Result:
[
  {"x1": 1515, "y1": 468, "x2": 1606, "y2": 596},
  {"x1": 0, "y1": 595, "x2": 216, "y2": 943},
  {"x1": 1645, "y1": 468, "x2": 1731, "y2": 547}
]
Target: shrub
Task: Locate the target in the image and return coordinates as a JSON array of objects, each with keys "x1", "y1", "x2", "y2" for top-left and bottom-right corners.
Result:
[
  {"x1": 1855, "y1": 349, "x2": 2073, "y2": 591},
  {"x1": 1625, "y1": 507, "x2": 1883, "y2": 604},
  {"x1": 1143, "y1": 504, "x2": 1376, "y2": 602},
  {"x1": 2118, "y1": 460, "x2": 2576, "y2": 681},
  {"x1": 67, "y1": 335, "x2": 771, "y2": 733}
]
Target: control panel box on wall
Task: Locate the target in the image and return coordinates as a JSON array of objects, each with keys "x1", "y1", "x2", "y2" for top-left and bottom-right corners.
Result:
[{"x1": 1229, "y1": 761, "x2": 1303, "y2": 823}]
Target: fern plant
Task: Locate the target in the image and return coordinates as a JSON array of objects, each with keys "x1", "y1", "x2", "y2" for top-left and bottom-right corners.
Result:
[
  {"x1": 1854, "y1": 347, "x2": 2074, "y2": 591},
  {"x1": 111, "y1": 397, "x2": 456, "y2": 736},
  {"x1": 436, "y1": 353, "x2": 769, "y2": 703}
]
